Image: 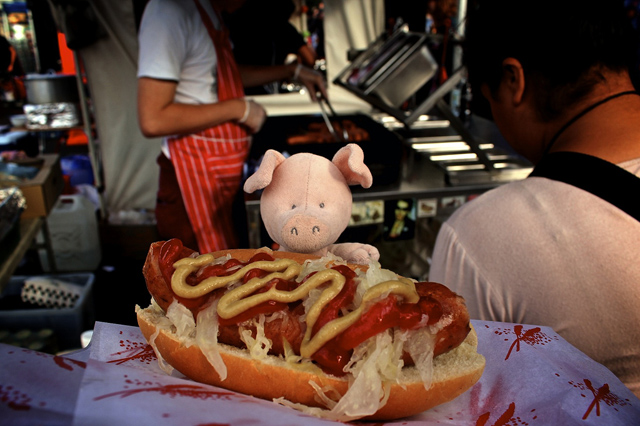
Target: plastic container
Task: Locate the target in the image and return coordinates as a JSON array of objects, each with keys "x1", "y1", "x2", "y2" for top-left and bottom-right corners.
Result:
[
  {"x1": 0, "y1": 273, "x2": 95, "y2": 350},
  {"x1": 39, "y1": 195, "x2": 101, "y2": 271},
  {"x1": 60, "y1": 154, "x2": 94, "y2": 186},
  {"x1": 9, "y1": 114, "x2": 27, "y2": 127}
]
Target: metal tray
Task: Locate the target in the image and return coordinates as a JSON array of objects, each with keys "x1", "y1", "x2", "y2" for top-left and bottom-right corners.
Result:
[{"x1": 334, "y1": 27, "x2": 438, "y2": 113}]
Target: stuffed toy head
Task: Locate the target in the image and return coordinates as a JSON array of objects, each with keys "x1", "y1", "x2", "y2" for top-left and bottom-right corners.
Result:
[{"x1": 244, "y1": 143, "x2": 378, "y2": 263}]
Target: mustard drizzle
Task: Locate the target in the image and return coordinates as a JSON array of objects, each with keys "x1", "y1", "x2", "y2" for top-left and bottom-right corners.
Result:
[{"x1": 171, "y1": 254, "x2": 419, "y2": 357}]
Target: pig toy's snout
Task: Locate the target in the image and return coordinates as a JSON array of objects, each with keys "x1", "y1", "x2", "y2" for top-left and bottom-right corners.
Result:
[
  {"x1": 290, "y1": 225, "x2": 321, "y2": 236},
  {"x1": 282, "y1": 215, "x2": 332, "y2": 253}
]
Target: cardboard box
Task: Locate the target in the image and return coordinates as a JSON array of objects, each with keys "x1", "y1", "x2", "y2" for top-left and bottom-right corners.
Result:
[
  {"x1": 0, "y1": 273, "x2": 95, "y2": 350},
  {"x1": 17, "y1": 154, "x2": 64, "y2": 218}
]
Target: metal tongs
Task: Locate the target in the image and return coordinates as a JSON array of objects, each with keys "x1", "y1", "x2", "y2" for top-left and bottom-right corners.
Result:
[{"x1": 317, "y1": 92, "x2": 349, "y2": 142}]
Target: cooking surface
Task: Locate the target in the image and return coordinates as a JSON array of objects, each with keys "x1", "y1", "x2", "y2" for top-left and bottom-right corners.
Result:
[{"x1": 248, "y1": 113, "x2": 405, "y2": 188}]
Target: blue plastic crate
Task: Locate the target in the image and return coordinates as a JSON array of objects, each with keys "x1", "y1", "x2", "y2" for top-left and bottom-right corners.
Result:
[{"x1": 0, "y1": 273, "x2": 95, "y2": 350}]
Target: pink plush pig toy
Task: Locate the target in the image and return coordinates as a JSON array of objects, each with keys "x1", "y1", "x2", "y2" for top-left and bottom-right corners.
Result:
[{"x1": 244, "y1": 143, "x2": 380, "y2": 265}]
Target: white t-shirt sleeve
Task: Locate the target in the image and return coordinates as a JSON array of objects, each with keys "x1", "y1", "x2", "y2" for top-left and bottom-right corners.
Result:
[
  {"x1": 137, "y1": 0, "x2": 218, "y2": 105},
  {"x1": 137, "y1": 0, "x2": 188, "y2": 81}
]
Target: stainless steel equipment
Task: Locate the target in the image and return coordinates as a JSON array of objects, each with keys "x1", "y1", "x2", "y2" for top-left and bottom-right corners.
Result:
[
  {"x1": 24, "y1": 74, "x2": 79, "y2": 104},
  {"x1": 23, "y1": 103, "x2": 80, "y2": 130},
  {"x1": 336, "y1": 28, "x2": 438, "y2": 109},
  {"x1": 334, "y1": 27, "x2": 533, "y2": 186},
  {"x1": 23, "y1": 73, "x2": 82, "y2": 130}
]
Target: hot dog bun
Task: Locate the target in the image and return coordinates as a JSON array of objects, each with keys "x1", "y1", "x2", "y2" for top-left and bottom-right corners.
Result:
[
  {"x1": 137, "y1": 304, "x2": 483, "y2": 420},
  {"x1": 137, "y1": 246, "x2": 485, "y2": 421}
]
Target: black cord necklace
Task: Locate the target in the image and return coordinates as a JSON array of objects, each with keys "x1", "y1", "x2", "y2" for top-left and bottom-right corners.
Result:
[{"x1": 542, "y1": 90, "x2": 640, "y2": 157}]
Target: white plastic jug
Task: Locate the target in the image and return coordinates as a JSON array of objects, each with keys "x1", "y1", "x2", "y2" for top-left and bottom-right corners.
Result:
[{"x1": 39, "y1": 195, "x2": 101, "y2": 271}]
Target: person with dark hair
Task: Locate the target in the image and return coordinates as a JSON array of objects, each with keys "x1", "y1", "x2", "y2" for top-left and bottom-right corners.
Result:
[
  {"x1": 0, "y1": 35, "x2": 25, "y2": 103},
  {"x1": 429, "y1": 0, "x2": 640, "y2": 396},
  {"x1": 225, "y1": 0, "x2": 317, "y2": 96},
  {"x1": 0, "y1": 36, "x2": 17, "y2": 75}
]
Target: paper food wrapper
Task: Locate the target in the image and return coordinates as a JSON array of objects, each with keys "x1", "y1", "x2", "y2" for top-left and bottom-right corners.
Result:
[{"x1": 1, "y1": 320, "x2": 638, "y2": 425}]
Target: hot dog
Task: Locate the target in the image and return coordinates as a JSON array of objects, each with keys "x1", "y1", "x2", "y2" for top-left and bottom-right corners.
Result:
[{"x1": 137, "y1": 239, "x2": 485, "y2": 421}]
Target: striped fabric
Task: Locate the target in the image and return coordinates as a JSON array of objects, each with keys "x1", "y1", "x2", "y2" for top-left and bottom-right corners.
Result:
[{"x1": 167, "y1": 0, "x2": 250, "y2": 253}]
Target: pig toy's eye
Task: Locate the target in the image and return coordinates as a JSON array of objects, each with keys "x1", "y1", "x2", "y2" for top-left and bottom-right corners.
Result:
[
  {"x1": 319, "y1": 202, "x2": 325, "y2": 208},
  {"x1": 291, "y1": 204, "x2": 296, "y2": 209}
]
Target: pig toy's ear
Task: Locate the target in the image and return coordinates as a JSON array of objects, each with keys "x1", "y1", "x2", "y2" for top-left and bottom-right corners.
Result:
[
  {"x1": 244, "y1": 149, "x2": 286, "y2": 193},
  {"x1": 332, "y1": 143, "x2": 373, "y2": 188}
]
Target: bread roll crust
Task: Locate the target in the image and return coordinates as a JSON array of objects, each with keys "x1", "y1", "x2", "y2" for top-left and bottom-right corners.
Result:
[{"x1": 137, "y1": 305, "x2": 485, "y2": 420}]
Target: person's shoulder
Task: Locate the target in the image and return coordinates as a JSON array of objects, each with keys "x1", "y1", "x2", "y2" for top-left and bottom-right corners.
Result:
[
  {"x1": 143, "y1": 0, "x2": 196, "y2": 20},
  {"x1": 147, "y1": 0, "x2": 193, "y2": 11},
  {"x1": 450, "y1": 180, "x2": 530, "y2": 217},
  {"x1": 141, "y1": 0, "x2": 201, "y2": 39}
]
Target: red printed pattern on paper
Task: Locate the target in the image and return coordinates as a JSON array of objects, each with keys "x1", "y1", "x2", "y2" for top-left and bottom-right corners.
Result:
[
  {"x1": 108, "y1": 339, "x2": 157, "y2": 365},
  {"x1": 94, "y1": 375, "x2": 245, "y2": 402},
  {"x1": 492, "y1": 324, "x2": 558, "y2": 360},
  {"x1": 1, "y1": 349, "x2": 85, "y2": 412},
  {"x1": 195, "y1": 423, "x2": 231, "y2": 426},
  {"x1": 470, "y1": 375, "x2": 538, "y2": 425},
  {"x1": 0, "y1": 385, "x2": 32, "y2": 412},
  {"x1": 476, "y1": 403, "x2": 540, "y2": 426},
  {"x1": 567, "y1": 378, "x2": 633, "y2": 420},
  {"x1": 476, "y1": 324, "x2": 633, "y2": 423},
  {"x1": 54, "y1": 355, "x2": 87, "y2": 371}
]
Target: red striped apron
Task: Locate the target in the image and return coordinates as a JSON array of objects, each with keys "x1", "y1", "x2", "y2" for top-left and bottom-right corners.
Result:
[{"x1": 166, "y1": 0, "x2": 250, "y2": 253}]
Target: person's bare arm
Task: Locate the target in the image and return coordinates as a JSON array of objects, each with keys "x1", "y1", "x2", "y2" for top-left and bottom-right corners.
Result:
[
  {"x1": 297, "y1": 44, "x2": 317, "y2": 68},
  {"x1": 237, "y1": 63, "x2": 327, "y2": 102},
  {"x1": 8, "y1": 46, "x2": 16, "y2": 73},
  {"x1": 137, "y1": 77, "x2": 265, "y2": 137}
]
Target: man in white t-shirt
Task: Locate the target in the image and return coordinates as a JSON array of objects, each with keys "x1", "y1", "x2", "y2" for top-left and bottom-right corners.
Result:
[
  {"x1": 137, "y1": 0, "x2": 326, "y2": 253},
  {"x1": 429, "y1": 0, "x2": 640, "y2": 397}
]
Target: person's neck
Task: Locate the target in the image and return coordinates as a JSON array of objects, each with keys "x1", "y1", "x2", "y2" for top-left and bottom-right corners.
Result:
[{"x1": 545, "y1": 75, "x2": 640, "y2": 164}]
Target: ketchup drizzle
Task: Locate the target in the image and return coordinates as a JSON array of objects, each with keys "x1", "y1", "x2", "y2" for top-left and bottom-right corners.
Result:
[{"x1": 157, "y1": 239, "x2": 445, "y2": 377}]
